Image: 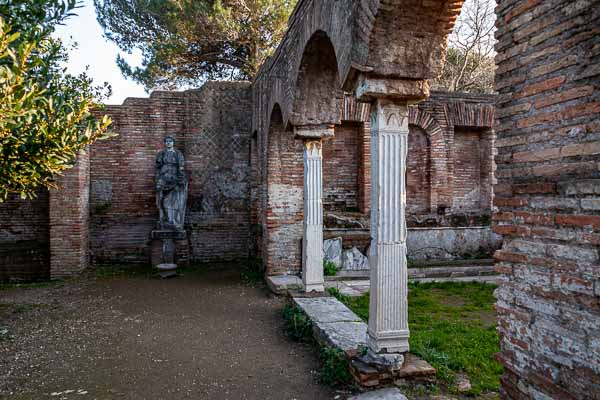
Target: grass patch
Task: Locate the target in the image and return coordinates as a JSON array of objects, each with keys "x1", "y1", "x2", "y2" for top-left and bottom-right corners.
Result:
[
  {"x1": 0, "y1": 280, "x2": 64, "y2": 292},
  {"x1": 332, "y1": 282, "x2": 502, "y2": 395},
  {"x1": 282, "y1": 304, "x2": 313, "y2": 342}
]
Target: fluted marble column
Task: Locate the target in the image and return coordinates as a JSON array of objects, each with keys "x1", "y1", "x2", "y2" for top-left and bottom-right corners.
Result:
[
  {"x1": 367, "y1": 99, "x2": 410, "y2": 354},
  {"x1": 302, "y1": 139, "x2": 325, "y2": 292}
]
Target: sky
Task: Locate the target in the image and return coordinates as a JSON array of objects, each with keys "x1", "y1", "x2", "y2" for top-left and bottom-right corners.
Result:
[{"x1": 53, "y1": 0, "x2": 148, "y2": 104}]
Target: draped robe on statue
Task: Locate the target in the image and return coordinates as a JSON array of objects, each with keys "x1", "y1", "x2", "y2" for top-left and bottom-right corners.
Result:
[{"x1": 155, "y1": 149, "x2": 187, "y2": 230}]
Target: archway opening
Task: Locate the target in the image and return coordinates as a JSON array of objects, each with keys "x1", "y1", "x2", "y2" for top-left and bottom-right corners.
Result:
[{"x1": 291, "y1": 30, "x2": 342, "y2": 126}]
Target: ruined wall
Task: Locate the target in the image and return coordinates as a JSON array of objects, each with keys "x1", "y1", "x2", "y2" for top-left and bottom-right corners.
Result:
[
  {"x1": 263, "y1": 108, "x2": 304, "y2": 276},
  {"x1": 90, "y1": 92, "x2": 187, "y2": 264},
  {"x1": 91, "y1": 82, "x2": 253, "y2": 265},
  {"x1": 0, "y1": 190, "x2": 50, "y2": 282},
  {"x1": 493, "y1": 1, "x2": 599, "y2": 399},
  {"x1": 319, "y1": 92, "x2": 498, "y2": 261},
  {"x1": 252, "y1": 0, "x2": 464, "y2": 144},
  {"x1": 50, "y1": 150, "x2": 91, "y2": 278},
  {"x1": 184, "y1": 83, "x2": 253, "y2": 262}
]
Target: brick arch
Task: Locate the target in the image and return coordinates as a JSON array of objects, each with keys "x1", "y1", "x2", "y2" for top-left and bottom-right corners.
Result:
[
  {"x1": 445, "y1": 102, "x2": 495, "y2": 128},
  {"x1": 290, "y1": 30, "x2": 343, "y2": 127},
  {"x1": 409, "y1": 107, "x2": 449, "y2": 211},
  {"x1": 252, "y1": 0, "x2": 467, "y2": 136}
]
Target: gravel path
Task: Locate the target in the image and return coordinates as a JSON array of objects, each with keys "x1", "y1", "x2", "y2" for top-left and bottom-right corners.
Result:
[{"x1": 0, "y1": 268, "x2": 334, "y2": 400}]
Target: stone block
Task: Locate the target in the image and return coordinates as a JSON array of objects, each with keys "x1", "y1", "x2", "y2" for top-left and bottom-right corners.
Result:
[
  {"x1": 266, "y1": 275, "x2": 303, "y2": 294},
  {"x1": 313, "y1": 321, "x2": 367, "y2": 353},
  {"x1": 292, "y1": 297, "x2": 362, "y2": 323},
  {"x1": 323, "y1": 237, "x2": 343, "y2": 269},
  {"x1": 342, "y1": 247, "x2": 370, "y2": 271}
]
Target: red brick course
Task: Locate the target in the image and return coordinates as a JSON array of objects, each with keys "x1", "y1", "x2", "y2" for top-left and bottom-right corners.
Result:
[{"x1": 494, "y1": 0, "x2": 599, "y2": 398}]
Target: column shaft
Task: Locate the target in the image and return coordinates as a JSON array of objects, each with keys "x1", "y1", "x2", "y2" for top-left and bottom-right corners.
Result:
[
  {"x1": 302, "y1": 139, "x2": 324, "y2": 292},
  {"x1": 367, "y1": 99, "x2": 410, "y2": 353}
]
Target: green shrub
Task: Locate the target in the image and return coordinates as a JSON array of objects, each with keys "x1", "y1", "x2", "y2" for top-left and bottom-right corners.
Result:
[
  {"x1": 241, "y1": 257, "x2": 265, "y2": 285},
  {"x1": 318, "y1": 346, "x2": 352, "y2": 386},
  {"x1": 323, "y1": 260, "x2": 338, "y2": 276},
  {"x1": 282, "y1": 305, "x2": 312, "y2": 341}
]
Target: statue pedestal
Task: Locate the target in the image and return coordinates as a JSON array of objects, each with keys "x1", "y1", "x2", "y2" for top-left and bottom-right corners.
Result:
[{"x1": 151, "y1": 230, "x2": 187, "y2": 278}]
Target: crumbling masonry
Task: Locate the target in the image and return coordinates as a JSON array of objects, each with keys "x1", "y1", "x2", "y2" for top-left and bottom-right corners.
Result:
[{"x1": 0, "y1": 0, "x2": 598, "y2": 398}]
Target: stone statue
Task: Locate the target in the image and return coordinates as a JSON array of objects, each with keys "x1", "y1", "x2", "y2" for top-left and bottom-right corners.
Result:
[{"x1": 155, "y1": 136, "x2": 188, "y2": 231}]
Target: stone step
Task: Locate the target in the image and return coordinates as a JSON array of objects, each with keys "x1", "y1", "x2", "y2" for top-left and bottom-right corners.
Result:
[
  {"x1": 268, "y1": 263, "x2": 499, "y2": 295},
  {"x1": 328, "y1": 263, "x2": 498, "y2": 281}
]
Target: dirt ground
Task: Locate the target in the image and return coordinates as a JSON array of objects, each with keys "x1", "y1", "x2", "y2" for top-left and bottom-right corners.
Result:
[{"x1": 0, "y1": 267, "x2": 335, "y2": 400}]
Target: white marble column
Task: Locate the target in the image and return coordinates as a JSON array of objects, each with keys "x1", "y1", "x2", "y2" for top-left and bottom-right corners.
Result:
[
  {"x1": 302, "y1": 139, "x2": 325, "y2": 292},
  {"x1": 367, "y1": 98, "x2": 410, "y2": 354}
]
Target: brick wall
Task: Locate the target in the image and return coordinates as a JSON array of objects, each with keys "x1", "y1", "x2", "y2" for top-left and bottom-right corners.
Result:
[
  {"x1": 92, "y1": 82, "x2": 253, "y2": 265},
  {"x1": 0, "y1": 190, "x2": 50, "y2": 282},
  {"x1": 50, "y1": 150, "x2": 90, "y2": 278},
  {"x1": 407, "y1": 126, "x2": 431, "y2": 213},
  {"x1": 321, "y1": 92, "x2": 496, "y2": 228},
  {"x1": 184, "y1": 83, "x2": 253, "y2": 262},
  {"x1": 323, "y1": 122, "x2": 361, "y2": 212},
  {"x1": 453, "y1": 128, "x2": 483, "y2": 211},
  {"x1": 263, "y1": 107, "x2": 304, "y2": 276},
  {"x1": 493, "y1": 1, "x2": 599, "y2": 399},
  {"x1": 90, "y1": 92, "x2": 187, "y2": 264}
]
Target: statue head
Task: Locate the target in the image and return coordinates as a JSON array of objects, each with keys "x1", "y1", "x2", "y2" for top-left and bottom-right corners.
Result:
[{"x1": 164, "y1": 135, "x2": 175, "y2": 150}]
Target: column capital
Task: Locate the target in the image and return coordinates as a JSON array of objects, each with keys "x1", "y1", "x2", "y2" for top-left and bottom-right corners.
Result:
[
  {"x1": 303, "y1": 139, "x2": 322, "y2": 158},
  {"x1": 294, "y1": 124, "x2": 335, "y2": 140},
  {"x1": 370, "y1": 99, "x2": 410, "y2": 135}
]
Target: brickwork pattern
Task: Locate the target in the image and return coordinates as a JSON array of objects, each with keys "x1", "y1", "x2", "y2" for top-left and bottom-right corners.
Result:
[
  {"x1": 50, "y1": 150, "x2": 90, "y2": 278},
  {"x1": 323, "y1": 122, "x2": 361, "y2": 212},
  {"x1": 493, "y1": 1, "x2": 599, "y2": 399},
  {"x1": 91, "y1": 82, "x2": 253, "y2": 265},
  {"x1": 184, "y1": 83, "x2": 253, "y2": 262},
  {"x1": 407, "y1": 126, "x2": 432, "y2": 213},
  {"x1": 252, "y1": 0, "x2": 464, "y2": 140},
  {"x1": 90, "y1": 92, "x2": 187, "y2": 264},
  {"x1": 264, "y1": 108, "x2": 304, "y2": 275},
  {"x1": 0, "y1": 190, "x2": 50, "y2": 282}
]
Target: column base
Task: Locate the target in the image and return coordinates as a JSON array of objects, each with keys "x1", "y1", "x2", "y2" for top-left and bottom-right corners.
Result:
[
  {"x1": 302, "y1": 224, "x2": 324, "y2": 293},
  {"x1": 304, "y1": 283, "x2": 325, "y2": 293},
  {"x1": 367, "y1": 329, "x2": 410, "y2": 354},
  {"x1": 360, "y1": 349, "x2": 405, "y2": 373}
]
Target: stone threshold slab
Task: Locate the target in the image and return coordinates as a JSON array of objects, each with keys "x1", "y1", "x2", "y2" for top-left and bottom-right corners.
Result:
[
  {"x1": 266, "y1": 275, "x2": 303, "y2": 294},
  {"x1": 292, "y1": 296, "x2": 366, "y2": 352},
  {"x1": 328, "y1": 263, "x2": 497, "y2": 281}
]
